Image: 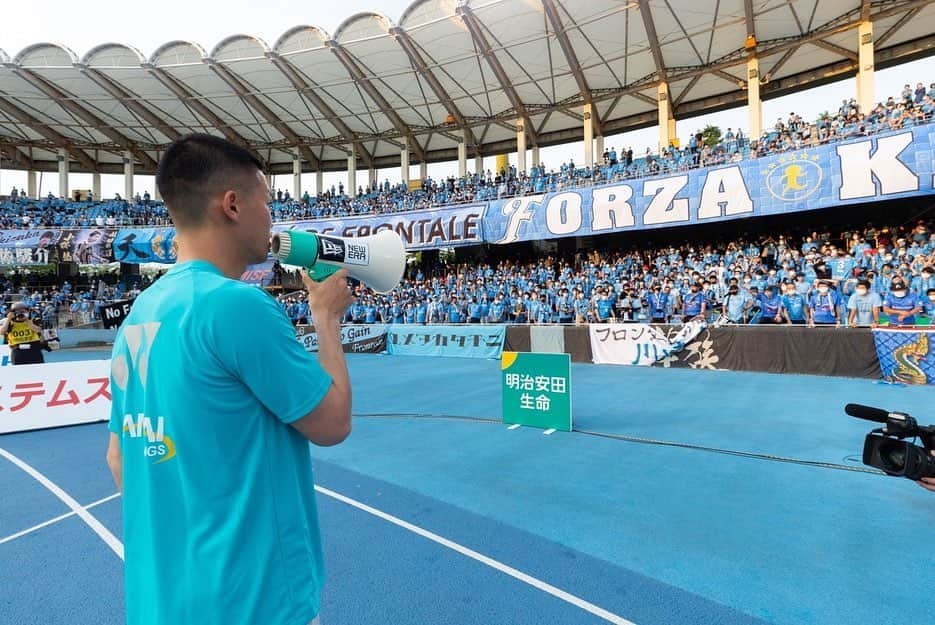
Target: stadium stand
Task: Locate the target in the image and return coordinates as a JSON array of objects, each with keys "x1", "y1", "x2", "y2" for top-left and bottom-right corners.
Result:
[{"x1": 2, "y1": 83, "x2": 932, "y2": 227}]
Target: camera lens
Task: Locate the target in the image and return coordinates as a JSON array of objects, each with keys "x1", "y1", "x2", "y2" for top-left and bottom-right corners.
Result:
[{"x1": 878, "y1": 440, "x2": 908, "y2": 474}]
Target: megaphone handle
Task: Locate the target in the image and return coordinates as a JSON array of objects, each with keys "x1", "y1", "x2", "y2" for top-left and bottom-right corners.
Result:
[{"x1": 306, "y1": 263, "x2": 340, "y2": 282}]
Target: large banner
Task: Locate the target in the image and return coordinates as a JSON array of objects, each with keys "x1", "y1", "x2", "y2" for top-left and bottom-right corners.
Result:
[
  {"x1": 590, "y1": 321, "x2": 706, "y2": 366},
  {"x1": 274, "y1": 205, "x2": 486, "y2": 251},
  {"x1": 111, "y1": 227, "x2": 178, "y2": 263},
  {"x1": 485, "y1": 126, "x2": 935, "y2": 244},
  {"x1": 0, "y1": 228, "x2": 117, "y2": 265},
  {"x1": 0, "y1": 359, "x2": 111, "y2": 433},
  {"x1": 295, "y1": 324, "x2": 388, "y2": 354},
  {"x1": 386, "y1": 324, "x2": 505, "y2": 358},
  {"x1": 3, "y1": 126, "x2": 934, "y2": 261},
  {"x1": 873, "y1": 328, "x2": 935, "y2": 385}
]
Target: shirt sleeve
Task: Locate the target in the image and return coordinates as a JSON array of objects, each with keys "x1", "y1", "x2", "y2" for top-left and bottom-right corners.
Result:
[{"x1": 210, "y1": 285, "x2": 333, "y2": 424}]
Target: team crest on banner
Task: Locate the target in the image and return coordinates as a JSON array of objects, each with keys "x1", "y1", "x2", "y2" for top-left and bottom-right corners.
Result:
[
  {"x1": 872, "y1": 329, "x2": 935, "y2": 385},
  {"x1": 763, "y1": 153, "x2": 823, "y2": 202}
]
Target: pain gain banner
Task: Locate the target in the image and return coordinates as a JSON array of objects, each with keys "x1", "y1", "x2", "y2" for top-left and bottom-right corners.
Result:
[{"x1": 2, "y1": 125, "x2": 933, "y2": 263}]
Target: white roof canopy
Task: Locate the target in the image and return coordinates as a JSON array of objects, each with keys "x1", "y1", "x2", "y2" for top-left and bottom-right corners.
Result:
[{"x1": 0, "y1": 0, "x2": 932, "y2": 175}]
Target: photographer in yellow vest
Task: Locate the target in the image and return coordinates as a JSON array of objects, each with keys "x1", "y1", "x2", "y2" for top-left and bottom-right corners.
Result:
[{"x1": 0, "y1": 302, "x2": 45, "y2": 365}]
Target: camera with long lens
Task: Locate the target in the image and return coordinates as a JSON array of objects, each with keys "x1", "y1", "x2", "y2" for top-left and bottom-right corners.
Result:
[{"x1": 846, "y1": 404, "x2": 935, "y2": 480}]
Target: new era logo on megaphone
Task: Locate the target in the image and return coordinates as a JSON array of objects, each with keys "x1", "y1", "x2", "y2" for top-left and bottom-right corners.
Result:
[{"x1": 270, "y1": 229, "x2": 406, "y2": 294}]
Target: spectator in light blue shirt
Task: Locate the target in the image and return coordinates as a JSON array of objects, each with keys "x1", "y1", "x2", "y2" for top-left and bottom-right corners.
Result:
[{"x1": 846, "y1": 280, "x2": 882, "y2": 326}]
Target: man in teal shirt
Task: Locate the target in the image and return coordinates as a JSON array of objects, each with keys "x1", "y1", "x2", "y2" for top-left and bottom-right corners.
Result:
[{"x1": 106, "y1": 134, "x2": 354, "y2": 625}]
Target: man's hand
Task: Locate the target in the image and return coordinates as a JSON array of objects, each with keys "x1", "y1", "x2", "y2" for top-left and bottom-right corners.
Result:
[
  {"x1": 302, "y1": 269, "x2": 355, "y2": 322},
  {"x1": 920, "y1": 451, "x2": 935, "y2": 493}
]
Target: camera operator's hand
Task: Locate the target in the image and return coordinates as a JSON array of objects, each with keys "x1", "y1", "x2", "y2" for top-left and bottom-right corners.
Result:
[
  {"x1": 302, "y1": 269, "x2": 355, "y2": 323},
  {"x1": 920, "y1": 452, "x2": 935, "y2": 493}
]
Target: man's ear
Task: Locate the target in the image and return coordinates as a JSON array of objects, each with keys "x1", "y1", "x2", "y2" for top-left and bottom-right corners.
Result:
[{"x1": 219, "y1": 189, "x2": 240, "y2": 222}]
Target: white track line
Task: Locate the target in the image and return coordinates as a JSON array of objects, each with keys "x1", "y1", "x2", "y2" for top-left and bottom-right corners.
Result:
[
  {"x1": 0, "y1": 448, "x2": 124, "y2": 559},
  {"x1": 315, "y1": 485, "x2": 636, "y2": 625},
  {"x1": 0, "y1": 493, "x2": 120, "y2": 546}
]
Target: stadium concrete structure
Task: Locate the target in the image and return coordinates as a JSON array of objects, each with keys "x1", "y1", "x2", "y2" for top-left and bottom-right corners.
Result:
[{"x1": 0, "y1": 0, "x2": 932, "y2": 202}]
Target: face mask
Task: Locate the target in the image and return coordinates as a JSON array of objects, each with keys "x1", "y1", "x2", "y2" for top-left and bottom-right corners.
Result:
[
  {"x1": 929, "y1": 295, "x2": 935, "y2": 302},
  {"x1": 893, "y1": 291, "x2": 906, "y2": 298},
  {"x1": 818, "y1": 287, "x2": 829, "y2": 294},
  {"x1": 856, "y1": 289, "x2": 868, "y2": 296}
]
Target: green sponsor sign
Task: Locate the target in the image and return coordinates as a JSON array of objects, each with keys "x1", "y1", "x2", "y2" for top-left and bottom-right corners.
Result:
[{"x1": 502, "y1": 351, "x2": 572, "y2": 431}]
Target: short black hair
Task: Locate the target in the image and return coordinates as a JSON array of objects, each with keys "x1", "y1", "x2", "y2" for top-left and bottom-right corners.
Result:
[{"x1": 156, "y1": 133, "x2": 263, "y2": 226}]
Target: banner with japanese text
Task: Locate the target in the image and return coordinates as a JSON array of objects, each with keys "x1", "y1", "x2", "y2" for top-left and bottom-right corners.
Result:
[
  {"x1": 110, "y1": 228, "x2": 178, "y2": 263},
  {"x1": 0, "y1": 359, "x2": 111, "y2": 433},
  {"x1": 872, "y1": 328, "x2": 935, "y2": 385},
  {"x1": 502, "y1": 351, "x2": 572, "y2": 431},
  {"x1": 590, "y1": 321, "x2": 706, "y2": 366},
  {"x1": 386, "y1": 324, "x2": 505, "y2": 358}
]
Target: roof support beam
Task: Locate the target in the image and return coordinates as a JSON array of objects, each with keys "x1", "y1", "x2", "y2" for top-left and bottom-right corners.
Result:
[
  {"x1": 390, "y1": 26, "x2": 477, "y2": 149},
  {"x1": 541, "y1": 0, "x2": 603, "y2": 136},
  {"x1": 144, "y1": 64, "x2": 266, "y2": 169},
  {"x1": 811, "y1": 39, "x2": 858, "y2": 61},
  {"x1": 0, "y1": 97, "x2": 98, "y2": 171},
  {"x1": 268, "y1": 54, "x2": 372, "y2": 167},
  {"x1": 0, "y1": 144, "x2": 35, "y2": 170},
  {"x1": 457, "y1": 5, "x2": 539, "y2": 146},
  {"x1": 876, "y1": 7, "x2": 920, "y2": 48},
  {"x1": 78, "y1": 66, "x2": 181, "y2": 142},
  {"x1": 638, "y1": 0, "x2": 667, "y2": 80},
  {"x1": 744, "y1": 0, "x2": 756, "y2": 40},
  {"x1": 207, "y1": 61, "x2": 320, "y2": 170},
  {"x1": 326, "y1": 40, "x2": 426, "y2": 162},
  {"x1": 15, "y1": 68, "x2": 158, "y2": 170}
]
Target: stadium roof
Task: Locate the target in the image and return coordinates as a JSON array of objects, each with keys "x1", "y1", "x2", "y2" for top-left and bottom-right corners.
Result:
[{"x1": 0, "y1": 0, "x2": 933, "y2": 176}]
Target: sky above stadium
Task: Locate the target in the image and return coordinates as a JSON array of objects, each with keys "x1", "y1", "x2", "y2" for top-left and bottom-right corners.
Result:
[
  {"x1": 0, "y1": 0, "x2": 933, "y2": 197},
  {"x1": 0, "y1": 0, "x2": 415, "y2": 57}
]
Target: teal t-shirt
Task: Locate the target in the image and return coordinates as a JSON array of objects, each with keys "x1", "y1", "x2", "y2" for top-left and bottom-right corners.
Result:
[{"x1": 108, "y1": 260, "x2": 332, "y2": 625}]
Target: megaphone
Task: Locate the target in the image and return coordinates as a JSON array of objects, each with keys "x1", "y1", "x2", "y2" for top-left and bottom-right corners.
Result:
[{"x1": 270, "y1": 229, "x2": 406, "y2": 294}]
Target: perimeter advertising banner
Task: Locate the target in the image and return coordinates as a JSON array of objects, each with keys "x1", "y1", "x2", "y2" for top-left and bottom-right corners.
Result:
[
  {"x1": 295, "y1": 324, "x2": 388, "y2": 354},
  {"x1": 386, "y1": 324, "x2": 505, "y2": 358},
  {"x1": 0, "y1": 359, "x2": 111, "y2": 433}
]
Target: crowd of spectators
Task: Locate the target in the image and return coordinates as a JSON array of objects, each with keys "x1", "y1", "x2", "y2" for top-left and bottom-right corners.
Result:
[
  {"x1": 268, "y1": 217, "x2": 935, "y2": 329},
  {"x1": 0, "y1": 82, "x2": 931, "y2": 228},
  {"x1": 3, "y1": 215, "x2": 934, "y2": 330},
  {"x1": 0, "y1": 276, "x2": 145, "y2": 328}
]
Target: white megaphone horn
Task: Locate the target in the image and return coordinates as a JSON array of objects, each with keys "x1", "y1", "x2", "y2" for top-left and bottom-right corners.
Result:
[{"x1": 270, "y1": 229, "x2": 406, "y2": 294}]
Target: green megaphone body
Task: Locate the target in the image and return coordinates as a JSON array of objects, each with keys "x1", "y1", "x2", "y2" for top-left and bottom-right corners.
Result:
[{"x1": 270, "y1": 230, "x2": 406, "y2": 294}]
